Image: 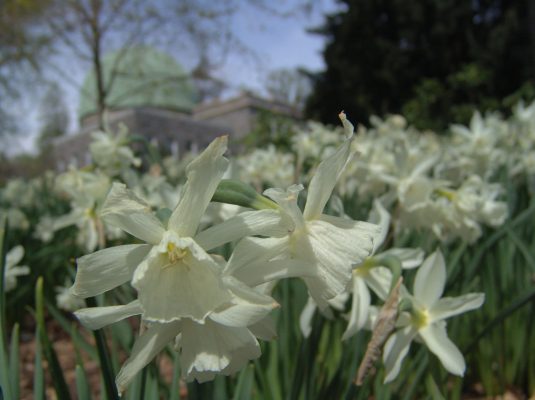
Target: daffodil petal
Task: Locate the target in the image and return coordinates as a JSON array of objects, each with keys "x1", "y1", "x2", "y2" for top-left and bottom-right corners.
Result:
[
  {"x1": 365, "y1": 266, "x2": 391, "y2": 300},
  {"x1": 101, "y1": 182, "x2": 165, "y2": 244},
  {"x1": 303, "y1": 137, "x2": 353, "y2": 221},
  {"x1": 419, "y1": 323, "x2": 466, "y2": 376},
  {"x1": 115, "y1": 321, "x2": 181, "y2": 394},
  {"x1": 303, "y1": 218, "x2": 377, "y2": 300},
  {"x1": 414, "y1": 249, "x2": 446, "y2": 306},
  {"x1": 368, "y1": 199, "x2": 391, "y2": 253},
  {"x1": 249, "y1": 316, "x2": 277, "y2": 340},
  {"x1": 74, "y1": 300, "x2": 142, "y2": 330},
  {"x1": 133, "y1": 241, "x2": 231, "y2": 323},
  {"x1": 168, "y1": 136, "x2": 229, "y2": 237},
  {"x1": 380, "y1": 248, "x2": 424, "y2": 269},
  {"x1": 431, "y1": 293, "x2": 485, "y2": 321},
  {"x1": 224, "y1": 236, "x2": 289, "y2": 276},
  {"x1": 299, "y1": 297, "x2": 317, "y2": 338},
  {"x1": 342, "y1": 276, "x2": 370, "y2": 340},
  {"x1": 232, "y1": 259, "x2": 315, "y2": 287},
  {"x1": 72, "y1": 244, "x2": 152, "y2": 298},
  {"x1": 194, "y1": 209, "x2": 288, "y2": 251},
  {"x1": 383, "y1": 326, "x2": 417, "y2": 383},
  {"x1": 209, "y1": 277, "x2": 278, "y2": 328},
  {"x1": 180, "y1": 319, "x2": 260, "y2": 383}
]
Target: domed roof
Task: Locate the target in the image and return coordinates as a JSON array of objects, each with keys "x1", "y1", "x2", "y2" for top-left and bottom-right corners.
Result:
[{"x1": 79, "y1": 47, "x2": 198, "y2": 119}]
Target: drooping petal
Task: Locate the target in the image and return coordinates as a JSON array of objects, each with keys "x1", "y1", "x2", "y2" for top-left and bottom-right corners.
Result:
[
  {"x1": 419, "y1": 322, "x2": 466, "y2": 376},
  {"x1": 209, "y1": 277, "x2": 278, "y2": 328},
  {"x1": 179, "y1": 319, "x2": 260, "y2": 383},
  {"x1": 75, "y1": 300, "x2": 142, "y2": 330},
  {"x1": 194, "y1": 209, "x2": 289, "y2": 251},
  {"x1": 364, "y1": 266, "x2": 391, "y2": 300},
  {"x1": 320, "y1": 214, "x2": 382, "y2": 251},
  {"x1": 413, "y1": 249, "x2": 446, "y2": 307},
  {"x1": 231, "y1": 259, "x2": 316, "y2": 287},
  {"x1": 168, "y1": 136, "x2": 229, "y2": 237},
  {"x1": 367, "y1": 199, "x2": 391, "y2": 253},
  {"x1": 302, "y1": 218, "x2": 377, "y2": 300},
  {"x1": 264, "y1": 185, "x2": 305, "y2": 229},
  {"x1": 132, "y1": 239, "x2": 231, "y2": 323},
  {"x1": 115, "y1": 321, "x2": 181, "y2": 393},
  {"x1": 299, "y1": 297, "x2": 317, "y2": 338},
  {"x1": 431, "y1": 293, "x2": 485, "y2": 322},
  {"x1": 72, "y1": 244, "x2": 152, "y2": 298},
  {"x1": 100, "y1": 183, "x2": 165, "y2": 244},
  {"x1": 303, "y1": 136, "x2": 353, "y2": 221},
  {"x1": 6, "y1": 245, "x2": 24, "y2": 266},
  {"x1": 224, "y1": 236, "x2": 289, "y2": 276},
  {"x1": 380, "y1": 248, "x2": 425, "y2": 269},
  {"x1": 342, "y1": 276, "x2": 370, "y2": 340},
  {"x1": 249, "y1": 316, "x2": 277, "y2": 340},
  {"x1": 383, "y1": 326, "x2": 417, "y2": 383}
]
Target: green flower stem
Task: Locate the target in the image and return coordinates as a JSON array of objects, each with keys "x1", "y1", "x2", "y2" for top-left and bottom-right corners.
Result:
[
  {"x1": 0, "y1": 219, "x2": 13, "y2": 400},
  {"x1": 212, "y1": 179, "x2": 279, "y2": 210},
  {"x1": 86, "y1": 297, "x2": 120, "y2": 400}
]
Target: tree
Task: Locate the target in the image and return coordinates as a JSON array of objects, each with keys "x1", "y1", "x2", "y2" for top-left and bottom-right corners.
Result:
[
  {"x1": 306, "y1": 0, "x2": 535, "y2": 130},
  {"x1": 265, "y1": 68, "x2": 312, "y2": 109},
  {"x1": 0, "y1": 0, "x2": 52, "y2": 138},
  {"x1": 37, "y1": 82, "x2": 69, "y2": 152}
]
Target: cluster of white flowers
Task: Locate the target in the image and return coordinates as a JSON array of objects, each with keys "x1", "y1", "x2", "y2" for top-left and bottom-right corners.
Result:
[
  {"x1": 333, "y1": 112, "x2": 512, "y2": 243},
  {"x1": 69, "y1": 117, "x2": 389, "y2": 391},
  {"x1": 4, "y1": 100, "x2": 535, "y2": 393},
  {"x1": 64, "y1": 114, "x2": 490, "y2": 393}
]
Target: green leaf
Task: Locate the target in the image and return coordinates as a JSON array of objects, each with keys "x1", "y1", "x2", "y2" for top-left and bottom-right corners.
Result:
[
  {"x1": 75, "y1": 364, "x2": 91, "y2": 400},
  {"x1": 33, "y1": 325, "x2": 44, "y2": 400},
  {"x1": 9, "y1": 323, "x2": 19, "y2": 400},
  {"x1": 232, "y1": 364, "x2": 255, "y2": 400},
  {"x1": 85, "y1": 297, "x2": 120, "y2": 400},
  {"x1": 0, "y1": 219, "x2": 13, "y2": 400},
  {"x1": 35, "y1": 277, "x2": 72, "y2": 400},
  {"x1": 169, "y1": 351, "x2": 181, "y2": 400}
]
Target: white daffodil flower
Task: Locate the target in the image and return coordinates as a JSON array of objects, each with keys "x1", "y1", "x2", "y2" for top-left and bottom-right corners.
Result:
[
  {"x1": 74, "y1": 276, "x2": 278, "y2": 392},
  {"x1": 3, "y1": 245, "x2": 30, "y2": 292},
  {"x1": 55, "y1": 278, "x2": 86, "y2": 311},
  {"x1": 297, "y1": 200, "x2": 423, "y2": 339},
  {"x1": 342, "y1": 200, "x2": 424, "y2": 340},
  {"x1": 90, "y1": 124, "x2": 141, "y2": 175},
  {"x1": 225, "y1": 114, "x2": 381, "y2": 310},
  {"x1": 72, "y1": 137, "x2": 243, "y2": 324},
  {"x1": 382, "y1": 250, "x2": 484, "y2": 382}
]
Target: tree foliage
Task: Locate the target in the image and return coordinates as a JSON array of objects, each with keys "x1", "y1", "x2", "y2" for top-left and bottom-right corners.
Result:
[{"x1": 306, "y1": 0, "x2": 535, "y2": 130}]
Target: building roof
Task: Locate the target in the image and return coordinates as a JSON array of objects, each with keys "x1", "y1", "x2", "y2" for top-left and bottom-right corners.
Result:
[{"x1": 79, "y1": 47, "x2": 198, "y2": 119}]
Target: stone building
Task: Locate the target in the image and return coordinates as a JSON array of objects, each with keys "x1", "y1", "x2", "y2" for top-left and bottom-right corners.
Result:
[{"x1": 53, "y1": 47, "x2": 301, "y2": 169}]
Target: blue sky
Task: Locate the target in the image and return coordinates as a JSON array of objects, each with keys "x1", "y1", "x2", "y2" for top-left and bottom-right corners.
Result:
[{"x1": 10, "y1": 0, "x2": 341, "y2": 154}]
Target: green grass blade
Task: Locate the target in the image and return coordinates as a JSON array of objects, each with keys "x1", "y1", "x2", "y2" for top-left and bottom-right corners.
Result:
[
  {"x1": 0, "y1": 219, "x2": 13, "y2": 400},
  {"x1": 35, "y1": 277, "x2": 72, "y2": 400},
  {"x1": 85, "y1": 297, "x2": 120, "y2": 400},
  {"x1": 9, "y1": 323, "x2": 19, "y2": 400},
  {"x1": 169, "y1": 351, "x2": 181, "y2": 400},
  {"x1": 33, "y1": 325, "x2": 44, "y2": 400},
  {"x1": 75, "y1": 364, "x2": 91, "y2": 400},
  {"x1": 464, "y1": 286, "x2": 535, "y2": 354},
  {"x1": 232, "y1": 364, "x2": 255, "y2": 400}
]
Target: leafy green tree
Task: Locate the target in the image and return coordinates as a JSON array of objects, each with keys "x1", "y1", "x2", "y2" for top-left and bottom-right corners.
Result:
[{"x1": 306, "y1": 0, "x2": 535, "y2": 130}]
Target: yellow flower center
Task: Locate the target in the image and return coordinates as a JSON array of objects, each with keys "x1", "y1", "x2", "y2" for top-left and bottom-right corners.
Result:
[
  {"x1": 167, "y1": 242, "x2": 188, "y2": 264},
  {"x1": 434, "y1": 188, "x2": 456, "y2": 201},
  {"x1": 412, "y1": 307, "x2": 429, "y2": 329},
  {"x1": 353, "y1": 257, "x2": 376, "y2": 277}
]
